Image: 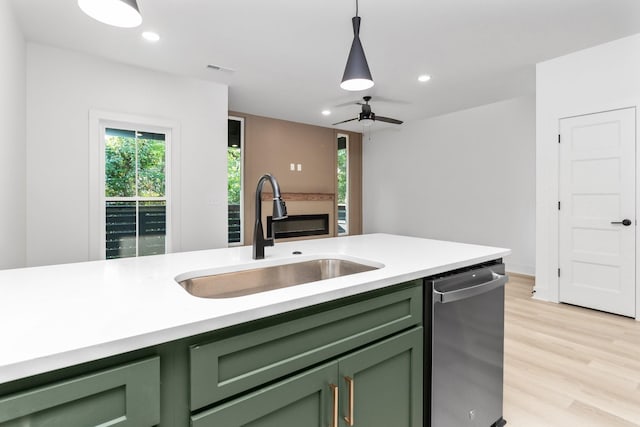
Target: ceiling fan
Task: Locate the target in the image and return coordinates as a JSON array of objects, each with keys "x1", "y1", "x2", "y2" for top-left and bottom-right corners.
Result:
[{"x1": 332, "y1": 96, "x2": 404, "y2": 126}]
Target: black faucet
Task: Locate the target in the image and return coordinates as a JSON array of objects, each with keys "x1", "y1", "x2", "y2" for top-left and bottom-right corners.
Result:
[{"x1": 253, "y1": 174, "x2": 288, "y2": 259}]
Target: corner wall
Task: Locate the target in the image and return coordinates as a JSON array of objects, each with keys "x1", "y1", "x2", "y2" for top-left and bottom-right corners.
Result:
[
  {"x1": 363, "y1": 96, "x2": 536, "y2": 275},
  {"x1": 26, "y1": 43, "x2": 228, "y2": 267},
  {"x1": 535, "y1": 33, "x2": 640, "y2": 311},
  {"x1": 0, "y1": 1, "x2": 26, "y2": 269}
]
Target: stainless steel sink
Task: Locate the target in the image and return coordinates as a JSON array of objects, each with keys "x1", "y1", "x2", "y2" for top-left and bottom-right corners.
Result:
[{"x1": 177, "y1": 258, "x2": 380, "y2": 299}]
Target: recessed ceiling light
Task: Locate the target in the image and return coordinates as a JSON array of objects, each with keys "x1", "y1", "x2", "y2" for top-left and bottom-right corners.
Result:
[
  {"x1": 418, "y1": 74, "x2": 432, "y2": 83},
  {"x1": 322, "y1": 110, "x2": 331, "y2": 116},
  {"x1": 77, "y1": 0, "x2": 142, "y2": 28},
  {"x1": 142, "y1": 31, "x2": 160, "y2": 42}
]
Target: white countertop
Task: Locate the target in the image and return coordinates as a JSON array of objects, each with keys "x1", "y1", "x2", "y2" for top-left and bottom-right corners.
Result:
[{"x1": 0, "y1": 233, "x2": 509, "y2": 384}]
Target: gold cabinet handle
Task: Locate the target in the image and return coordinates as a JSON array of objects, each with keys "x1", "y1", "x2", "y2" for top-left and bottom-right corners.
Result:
[
  {"x1": 330, "y1": 383, "x2": 339, "y2": 427},
  {"x1": 344, "y1": 376, "x2": 354, "y2": 426}
]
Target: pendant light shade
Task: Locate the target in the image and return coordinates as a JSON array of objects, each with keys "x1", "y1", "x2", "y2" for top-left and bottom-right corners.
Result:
[
  {"x1": 78, "y1": 0, "x2": 142, "y2": 28},
  {"x1": 340, "y1": 15, "x2": 374, "y2": 91}
]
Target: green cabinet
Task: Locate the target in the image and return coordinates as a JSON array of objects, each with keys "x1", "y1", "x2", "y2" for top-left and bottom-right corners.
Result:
[
  {"x1": 0, "y1": 280, "x2": 424, "y2": 427},
  {"x1": 193, "y1": 327, "x2": 423, "y2": 427},
  {"x1": 190, "y1": 282, "x2": 422, "y2": 410},
  {"x1": 0, "y1": 357, "x2": 160, "y2": 427}
]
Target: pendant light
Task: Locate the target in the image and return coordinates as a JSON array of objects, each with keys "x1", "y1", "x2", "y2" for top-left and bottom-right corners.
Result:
[
  {"x1": 340, "y1": 0, "x2": 374, "y2": 91},
  {"x1": 78, "y1": 0, "x2": 143, "y2": 28}
]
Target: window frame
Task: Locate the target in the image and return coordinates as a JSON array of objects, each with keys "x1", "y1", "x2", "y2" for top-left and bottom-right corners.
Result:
[
  {"x1": 227, "y1": 115, "x2": 245, "y2": 247},
  {"x1": 89, "y1": 110, "x2": 181, "y2": 260}
]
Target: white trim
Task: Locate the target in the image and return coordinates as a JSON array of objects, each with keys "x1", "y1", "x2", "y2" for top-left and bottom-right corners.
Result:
[
  {"x1": 228, "y1": 115, "x2": 245, "y2": 247},
  {"x1": 89, "y1": 110, "x2": 181, "y2": 260}
]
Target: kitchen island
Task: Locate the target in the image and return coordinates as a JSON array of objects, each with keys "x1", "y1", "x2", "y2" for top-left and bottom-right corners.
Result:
[{"x1": 0, "y1": 233, "x2": 509, "y2": 426}]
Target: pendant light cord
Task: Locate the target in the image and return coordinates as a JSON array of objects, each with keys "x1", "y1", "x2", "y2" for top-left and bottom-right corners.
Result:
[{"x1": 355, "y1": 0, "x2": 359, "y2": 17}]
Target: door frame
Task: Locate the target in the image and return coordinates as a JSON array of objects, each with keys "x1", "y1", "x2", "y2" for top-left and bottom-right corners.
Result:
[{"x1": 537, "y1": 105, "x2": 639, "y2": 320}]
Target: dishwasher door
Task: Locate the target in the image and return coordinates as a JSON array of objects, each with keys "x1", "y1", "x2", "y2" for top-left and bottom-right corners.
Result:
[{"x1": 429, "y1": 264, "x2": 507, "y2": 427}]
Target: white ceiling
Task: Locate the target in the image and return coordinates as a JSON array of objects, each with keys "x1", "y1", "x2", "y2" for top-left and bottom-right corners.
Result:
[{"x1": 9, "y1": 0, "x2": 640, "y2": 132}]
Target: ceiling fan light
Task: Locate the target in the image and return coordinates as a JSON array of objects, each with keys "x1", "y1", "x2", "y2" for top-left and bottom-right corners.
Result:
[
  {"x1": 340, "y1": 16, "x2": 374, "y2": 91},
  {"x1": 360, "y1": 118, "x2": 374, "y2": 127},
  {"x1": 78, "y1": 0, "x2": 142, "y2": 28}
]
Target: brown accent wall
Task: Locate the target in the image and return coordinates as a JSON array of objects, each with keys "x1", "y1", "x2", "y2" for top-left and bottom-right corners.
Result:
[{"x1": 230, "y1": 111, "x2": 362, "y2": 245}]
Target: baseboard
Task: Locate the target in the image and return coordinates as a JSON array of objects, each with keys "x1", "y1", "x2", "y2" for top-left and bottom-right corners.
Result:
[
  {"x1": 506, "y1": 271, "x2": 534, "y2": 281},
  {"x1": 504, "y1": 262, "x2": 534, "y2": 277}
]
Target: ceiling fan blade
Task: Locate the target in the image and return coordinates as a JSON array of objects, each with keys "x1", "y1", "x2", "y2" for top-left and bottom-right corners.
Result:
[
  {"x1": 332, "y1": 117, "x2": 359, "y2": 125},
  {"x1": 372, "y1": 96, "x2": 411, "y2": 105},
  {"x1": 374, "y1": 116, "x2": 404, "y2": 125},
  {"x1": 334, "y1": 100, "x2": 361, "y2": 108}
]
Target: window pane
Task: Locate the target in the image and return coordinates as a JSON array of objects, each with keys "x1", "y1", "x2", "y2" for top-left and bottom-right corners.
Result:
[
  {"x1": 105, "y1": 201, "x2": 167, "y2": 259},
  {"x1": 228, "y1": 204, "x2": 241, "y2": 244},
  {"x1": 106, "y1": 128, "x2": 136, "y2": 138},
  {"x1": 228, "y1": 118, "x2": 243, "y2": 245},
  {"x1": 137, "y1": 137, "x2": 166, "y2": 197},
  {"x1": 337, "y1": 135, "x2": 348, "y2": 235},
  {"x1": 138, "y1": 201, "x2": 166, "y2": 256},
  {"x1": 106, "y1": 201, "x2": 137, "y2": 259},
  {"x1": 104, "y1": 126, "x2": 168, "y2": 259},
  {"x1": 227, "y1": 146, "x2": 241, "y2": 244},
  {"x1": 105, "y1": 132, "x2": 136, "y2": 197}
]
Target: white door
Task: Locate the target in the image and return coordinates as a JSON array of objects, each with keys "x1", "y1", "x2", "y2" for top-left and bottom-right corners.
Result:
[{"x1": 559, "y1": 108, "x2": 636, "y2": 317}]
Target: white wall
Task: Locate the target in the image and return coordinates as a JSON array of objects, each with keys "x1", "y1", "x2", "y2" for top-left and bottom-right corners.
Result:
[
  {"x1": 26, "y1": 43, "x2": 228, "y2": 267},
  {"x1": 363, "y1": 96, "x2": 536, "y2": 274},
  {"x1": 0, "y1": 1, "x2": 26, "y2": 269},
  {"x1": 535, "y1": 34, "x2": 640, "y2": 311}
]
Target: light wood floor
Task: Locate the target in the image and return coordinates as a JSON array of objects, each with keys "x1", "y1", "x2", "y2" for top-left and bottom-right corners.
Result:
[{"x1": 503, "y1": 275, "x2": 640, "y2": 426}]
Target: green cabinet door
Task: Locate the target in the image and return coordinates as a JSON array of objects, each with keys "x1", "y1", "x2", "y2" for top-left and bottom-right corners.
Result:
[
  {"x1": 338, "y1": 327, "x2": 423, "y2": 427},
  {"x1": 191, "y1": 361, "x2": 339, "y2": 427},
  {"x1": 195, "y1": 327, "x2": 423, "y2": 427},
  {"x1": 0, "y1": 357, "x2": 160, "y2": 427}
]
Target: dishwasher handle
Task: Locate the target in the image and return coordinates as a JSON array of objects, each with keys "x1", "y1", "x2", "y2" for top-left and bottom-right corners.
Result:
[{"x1": 433, "y1": 272, "x2": 507, "y2": 304}]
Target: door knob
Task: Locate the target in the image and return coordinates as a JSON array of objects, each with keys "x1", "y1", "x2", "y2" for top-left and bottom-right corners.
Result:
[{"x1": 611, "y1": 219, "x2": 632, "y2": 226}]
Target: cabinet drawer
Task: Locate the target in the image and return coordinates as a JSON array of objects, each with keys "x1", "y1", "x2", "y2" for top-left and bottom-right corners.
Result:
[
  {"x1": 190, "y1": 281, "x2": 422, "y2": 410},
  {"x1": 0, "y1": 357, "x2": 160, "y2": 427}
]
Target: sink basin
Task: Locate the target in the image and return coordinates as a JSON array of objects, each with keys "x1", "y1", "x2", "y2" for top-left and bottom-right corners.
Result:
[{"x1": 177, "y1": 258, "x2": 381, "y2": 299}]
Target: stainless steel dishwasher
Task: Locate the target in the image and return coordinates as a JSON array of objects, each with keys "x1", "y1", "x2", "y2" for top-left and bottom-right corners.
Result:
[{"x1": 425, "y1": 261, "x2": 508, "y2": 427}]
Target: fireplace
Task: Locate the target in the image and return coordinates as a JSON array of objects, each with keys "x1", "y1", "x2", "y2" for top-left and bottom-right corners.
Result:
[
  {"x1": 266, "y1": 214, "x2": 330, "y2": 239},
  {"x1": 260, "y1": 192, "x2": 335, "y2": 242}
]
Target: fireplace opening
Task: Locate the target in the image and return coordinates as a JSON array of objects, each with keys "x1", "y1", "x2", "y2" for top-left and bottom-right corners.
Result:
[{"x1": 266, "y1": 214, "x2": 330, "y2": 239}]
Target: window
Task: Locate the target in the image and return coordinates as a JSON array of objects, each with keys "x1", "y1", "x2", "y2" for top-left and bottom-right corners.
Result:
[
  {"x1": 337, "y1": 134, "x2": 349, "y2": 235},
  {"x1": 104, "y1": 128, "x2": 168, "y2": 259},
  {"x1": 89, "y1": 111, "x2": 179, "y2": 261},
  {"x1": 228, "y1": 117, "x2": 244, "y2": 246}
]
